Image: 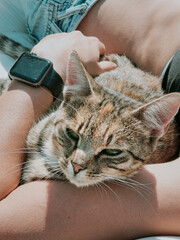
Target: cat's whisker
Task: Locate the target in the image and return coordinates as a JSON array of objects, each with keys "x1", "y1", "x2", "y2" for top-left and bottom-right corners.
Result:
[
  {"x1": 112, "y1": 177, "x2": 152, "y2": 195},
  {"x1": 0, "y1": 150, "x2": 37, "y2": 157},
  {"x1": 94, "y1": 182, "x2": 106, "y2": 198},
  {"x1": 109, "y1": 177, "x2": 153, "y2": 208},
  {"x1": 125, "y1": 177, "x2": 153, "y2": 193},
  {"x1": 94, "y1": 184, "x2": 100, "y2": 196},
  {"x1": 101, "y1": 182, "x2": 121, "y2": 203},
  {"x1": 51, "y1": 169, "x2": 62, "y2": 176},
  {"x1": 114, "y1": 178, "x2": 152, "y2": 196},
  {"x1": 113, "y1": 179, "x2": 143, "y2": 192},
  {"x1": 104, "y1": 174, "x2": 149, "y2": 194},
  {"x1": 52, "y1": 94, "x2": 64, "y2": 103},
  {"x1": 12, "y1": 147, "x2": 36, "y2": 150},
  {"x1": 48, "y1": 167, "x2": 64, "y2": 178},
  {"x1": 107, "y1": 177, "x2": 134, "y2": 190},
  {"x1": 0, "y1": 147, "x2": 37, "y2": 151},
  {"x1": 96, "y1": 182, "x2": 108, "y2": 195},
  {"x1": 0, "y1": 162, "x2": 26, "y2": 180}
]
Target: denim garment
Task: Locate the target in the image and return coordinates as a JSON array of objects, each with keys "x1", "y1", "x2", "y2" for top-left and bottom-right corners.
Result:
[{"x1": 21, "y1": 0, "x2": 99, "y2": 42}]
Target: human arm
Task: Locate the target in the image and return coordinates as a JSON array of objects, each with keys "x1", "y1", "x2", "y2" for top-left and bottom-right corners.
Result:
[
  {"x1": 0, "y1": 81, "x2": 53, "y2": 199},
  {"x1": 0, "y1": 31, "x2": 116, "y2": 200},
  {"x1": 0, "y1": 158, "x2": 180, "y2": 240},
  {"x1": 31, "y1": 31, "x2": 117, "y2": 82}
]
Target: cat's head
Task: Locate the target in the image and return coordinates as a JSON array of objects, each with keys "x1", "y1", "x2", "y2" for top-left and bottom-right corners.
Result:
[{"x1": 48, "y1": 51, "x2": 180, "y2": 187}]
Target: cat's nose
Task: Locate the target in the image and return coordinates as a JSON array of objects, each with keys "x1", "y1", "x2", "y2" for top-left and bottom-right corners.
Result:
[{"x1": 72, "y1": 162, "x2": 84, "y2": 174}]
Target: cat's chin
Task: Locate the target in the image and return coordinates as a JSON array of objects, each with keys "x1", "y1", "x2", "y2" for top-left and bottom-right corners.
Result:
[
  {"x1": 62, "y1": 164, "x2": 99, "y2": 187},
  {"x1": 69, "y1": 179, "x2": 93, "y2": 188},
  {"x1": 67, "y1": 174, "x2": 97, "y2": 187}
]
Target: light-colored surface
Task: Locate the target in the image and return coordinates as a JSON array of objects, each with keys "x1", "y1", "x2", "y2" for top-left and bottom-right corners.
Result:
[
  {"x1": 0, "y1": 54, "x2": 8, "y2": 77},
  {"x1": 137, "y1": 237, "x2": 180, "y2": 240},
  {"x1": 0, "y1": 51, "x2": 14, "y2": 73}
]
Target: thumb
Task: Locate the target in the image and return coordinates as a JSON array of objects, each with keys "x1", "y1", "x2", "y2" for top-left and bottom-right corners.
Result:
[
  {"x1": 95, "y1": 61, "x2": 117, "y2": 76},
  {"x1": 85, "y1": 61, "x2": 117, "y2": 76}
]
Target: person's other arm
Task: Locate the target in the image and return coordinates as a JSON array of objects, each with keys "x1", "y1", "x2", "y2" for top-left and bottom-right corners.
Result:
[{"x1": 0, "y1": 158, "x2": 180, "y2": 240}]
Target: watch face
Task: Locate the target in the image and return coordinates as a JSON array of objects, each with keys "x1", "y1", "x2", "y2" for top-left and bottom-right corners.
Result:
[{"x1": 9, "y1": 53, "x2": 53, "y2": 85}]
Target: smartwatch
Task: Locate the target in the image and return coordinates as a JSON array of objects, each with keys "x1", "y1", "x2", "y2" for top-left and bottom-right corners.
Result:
[{"x1": 8, "y1": 52, "x2": 64, "y2": 99}]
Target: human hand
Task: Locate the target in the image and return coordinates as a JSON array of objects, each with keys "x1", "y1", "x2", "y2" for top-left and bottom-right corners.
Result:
[{"x1": 31, "y1": 31, "x2": 117, "y2": 82}]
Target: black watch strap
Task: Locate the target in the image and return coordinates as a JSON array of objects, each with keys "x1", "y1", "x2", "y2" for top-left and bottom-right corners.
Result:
[
  {"x1": 8, "y1": 52, "x2": 64, "y2": 100},
  {"x1": 43, "y1": 67, "x2": 64, "y2": 99}
]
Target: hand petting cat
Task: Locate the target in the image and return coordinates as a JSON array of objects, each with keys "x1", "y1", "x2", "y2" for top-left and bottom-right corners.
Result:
[{"x1": 31, "y1": 31, "x2": 117, "y2": 82}]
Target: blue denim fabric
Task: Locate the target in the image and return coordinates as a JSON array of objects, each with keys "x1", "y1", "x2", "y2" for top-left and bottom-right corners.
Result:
[{"x1": 21, "y1": 0, "x2": 99, "y2": 42}]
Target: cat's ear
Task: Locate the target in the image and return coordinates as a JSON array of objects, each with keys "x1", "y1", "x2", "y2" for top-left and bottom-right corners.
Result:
[
  {"x1": 63, "y1": 51, "x2": 93, "y2": 101},
  {"x1": 133, "y1": 93, "x2": 180, "y2": 137}
]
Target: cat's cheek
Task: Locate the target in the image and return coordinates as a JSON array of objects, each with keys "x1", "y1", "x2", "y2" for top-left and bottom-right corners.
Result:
[{"x1": 66, "y1": 163, "x2": 75, "y2": 178}]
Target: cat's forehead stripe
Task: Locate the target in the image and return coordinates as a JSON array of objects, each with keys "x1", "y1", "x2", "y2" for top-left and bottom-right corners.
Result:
[
  {"x1": 77, "y1": 115, "x2": 94, "y2": 134},
  {"x1": 99, "y1": 102, "x2": 114, "y2": 117}
]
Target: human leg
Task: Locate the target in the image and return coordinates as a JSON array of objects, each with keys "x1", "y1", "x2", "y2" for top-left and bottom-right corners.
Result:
[
  {"x1": 0, "y1": 0, "x2": 36, "y2": 71},
  {"x1": 77, "y1": 0, "x2": 180, "y2": 75},
  {"x1": 11, "y1": 0, "x2": 180, "y2": 75},
  {"x1": 0, "y1": 0, "x2": 35, "y2": 47}
]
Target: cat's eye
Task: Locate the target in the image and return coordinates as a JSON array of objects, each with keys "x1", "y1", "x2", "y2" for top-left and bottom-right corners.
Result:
[
  {"x1": 66, "y1": 128, "x2": 79, "y2": 141},
  {"x1": 101, "y1": 149, "x2": 122, "y2": 156}
]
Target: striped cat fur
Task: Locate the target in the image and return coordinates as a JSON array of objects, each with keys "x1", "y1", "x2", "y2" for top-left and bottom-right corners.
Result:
[{"x1": 0, "y1": 35, "x2": 180, "y2": 187}]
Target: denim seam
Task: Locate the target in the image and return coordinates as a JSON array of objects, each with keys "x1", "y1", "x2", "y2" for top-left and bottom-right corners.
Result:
[
  {"x1": 25, "y1": 0, "x2": 100, "y2": 39},
  {"x1": 46, "y1": 1, "x2": 58, "y2": 35},
  {"x1": 69, "y1": 0, "x2": 99, "y2": 31}
]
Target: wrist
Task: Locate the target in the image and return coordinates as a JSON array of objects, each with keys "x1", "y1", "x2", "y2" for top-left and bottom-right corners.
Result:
[
  {"x1": 9, "y1": 52, "x2": 64, "y2": 99},
  {"x1": 31, "y1": 47, "x2": 66, "y2": 82}
]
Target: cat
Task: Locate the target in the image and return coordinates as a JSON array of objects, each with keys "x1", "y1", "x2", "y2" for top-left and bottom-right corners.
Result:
[{"x1": 0, "y1": 34, "x2": 180, "y2": 187}]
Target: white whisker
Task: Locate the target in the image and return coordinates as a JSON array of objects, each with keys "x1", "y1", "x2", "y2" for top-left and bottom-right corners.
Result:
[{"x1": 101, "y1": 182, "x2": 121, "y2": 203}]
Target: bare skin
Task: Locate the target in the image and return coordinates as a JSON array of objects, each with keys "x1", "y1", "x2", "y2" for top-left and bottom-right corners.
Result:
[
  {"x1": 0, "y1": 32, "x2": 179, "y2": 238},
  {"x1": 0, "y1": 159, "x2": 180, "y2": 240},
  {"x1": 0, "y1": 82, "x2": 53, "y2": 199},
  {"x1": 77, "y1": 0, "x2": 180, "y2": 75},
  {"x1": 0, "y1": 32, "x2": 116, "y2": 200},
  {"x1": 32, "y1": 31, "x2": 117, "y2": 81},
  {"x1": 0, "y1": 0, "x2": 180, "y2": 238}
]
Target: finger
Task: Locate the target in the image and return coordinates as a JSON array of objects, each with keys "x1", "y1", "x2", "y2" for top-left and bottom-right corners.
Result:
[
  {"x1": 98, "y1": 41, "x2": 106, "y2": 56},
  {"x1": 96, "y1": 61, "x2": 117, "y2": 74},
  {"x1": 88, "y1": 36, "x2": 106, "y2": 56},
  {"x1": 87, "y1": 61, "x2": 117, "y2": 76}
]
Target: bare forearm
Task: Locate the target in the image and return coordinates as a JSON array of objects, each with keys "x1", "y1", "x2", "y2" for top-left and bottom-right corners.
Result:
[
  {"x1": 0, "y1": 158, "x2": 179, "y2": 240},
  {"x1": 146, "y1": 158, "x2": 180, "y2": 234},
  {"x1": 0, "y1": 32, "x2": 116, "y2": 200},
  {"x1": 0, "y1": 31, "x2": 118, "y2": 200},
  {"x1": 0, "y1": 80, "x2": 53, "y2": 199}
]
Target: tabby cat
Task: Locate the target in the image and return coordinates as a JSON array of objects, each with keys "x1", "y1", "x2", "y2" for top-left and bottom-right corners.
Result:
[{"x1": 0, "y1": 35, "x2": 180, "y2": 187}]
